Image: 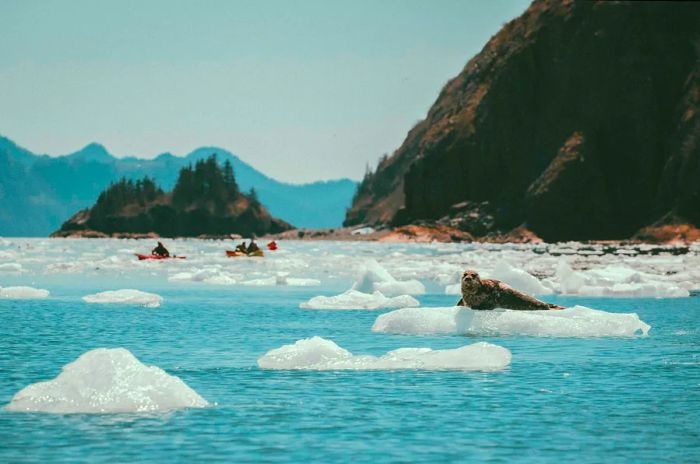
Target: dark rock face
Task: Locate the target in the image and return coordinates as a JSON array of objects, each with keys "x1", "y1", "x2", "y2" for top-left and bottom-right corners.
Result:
[{"x1": 345, "y1": 0, "x2": 700, "y2": 241}]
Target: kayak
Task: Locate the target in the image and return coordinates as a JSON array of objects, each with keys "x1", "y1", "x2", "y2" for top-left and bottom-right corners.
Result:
[
  {"x1": 135, "y1": 254, "x2": 186, "y2": 261},
  {"x1": 226, "y1": 250, "x2": 264, "y2": 258}
]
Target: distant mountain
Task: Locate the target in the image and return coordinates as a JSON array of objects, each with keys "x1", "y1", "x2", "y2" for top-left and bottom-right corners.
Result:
[{"x1": 0, "y1": 135, "x2": 357, "y2": 236}]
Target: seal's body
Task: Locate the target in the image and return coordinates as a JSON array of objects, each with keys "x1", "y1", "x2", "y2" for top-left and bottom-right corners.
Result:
[{"x1": 456, "y1": 270, "x2": 564, "y2": 311}]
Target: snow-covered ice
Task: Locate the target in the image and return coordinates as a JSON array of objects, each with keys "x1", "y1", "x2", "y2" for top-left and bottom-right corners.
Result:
[
  {"x1": 300, "y1": 290, "x2": 419, "y2": 310},
  {"x1": 0, "y1": 286, "x2": 50, "y2": 299},
  {"x1": 82, "y1": 290, "x2": 163, "y2": 308},
  {"x1": 258, "y1": 336, "x2": 511, "y2": 371},
  {"x1": 372, "y1": 306, "x2": 651, "y2": 337},
  {"x1": 5, "y1": 348, "x2": 208, "y2": 413}
]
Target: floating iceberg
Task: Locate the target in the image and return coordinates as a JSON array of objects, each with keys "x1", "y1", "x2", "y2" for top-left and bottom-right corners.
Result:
[
  {"x1": 300, "y1": 290, "x2": 419, "y2": 310},
  {"x1": 556, "y1": 261, "x2": 688, "y2": 298},
  {"x1": 0, "y1": 286, "x2": 50, "y2": 299},
  {"x1": 352, "y1": 259, "x2": 425, "y2": 296},
  {"x1": 5, "y1": 348, "x2": 208, "y2": 413},
  {"x1": 82, "y1": 289, "x2": 163, "y2": 308},
  {"x1": 258, "y1": 336, "x2": 511, "y2": 371},
  {"x1": 372, "y1": 306, "x2": 651, "y2": 337},
  {"x1": 488, "y1": 261, "x2": 553, "y2": 295}
]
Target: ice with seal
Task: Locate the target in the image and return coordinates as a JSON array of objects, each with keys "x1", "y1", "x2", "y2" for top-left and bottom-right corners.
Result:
[
  {"x1": 5, "y1": 348, "x2": 208, "y2": 413},
  {"x1": 82, "y1": 289, "x2": 163, "y2": 308},
  {"x1": 257, "y1": 336, "x2": 511, "y2": 371},
  {"x1": 372, "y1": 306, "x2": 651, "y2": 338},
  {"x1": 300, "y1": 290, "x2": 419, "y2": 310},
  {"x1": 0, "y1": 286, "x2": 50, "y2": 299}
]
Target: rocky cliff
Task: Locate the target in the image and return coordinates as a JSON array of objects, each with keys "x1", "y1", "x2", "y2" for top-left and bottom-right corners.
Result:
[{"x1": 345, "y1": 0, "x2": 700, "y2": 241}]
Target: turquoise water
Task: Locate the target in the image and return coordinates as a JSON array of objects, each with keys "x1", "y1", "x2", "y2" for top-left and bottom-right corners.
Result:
[{"x1": 1, "y1": 241, "x2": 699, "y2": 462}]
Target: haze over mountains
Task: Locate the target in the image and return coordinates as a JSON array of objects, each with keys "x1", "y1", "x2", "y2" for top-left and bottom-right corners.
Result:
[{"x1": 0, "y1": 136, "x2": 357, "y2": 236}]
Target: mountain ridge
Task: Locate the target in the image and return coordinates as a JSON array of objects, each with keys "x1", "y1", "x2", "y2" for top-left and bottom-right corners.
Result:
[{"x1": 0, "y1": 134, "x2": 357, "y2": 236}]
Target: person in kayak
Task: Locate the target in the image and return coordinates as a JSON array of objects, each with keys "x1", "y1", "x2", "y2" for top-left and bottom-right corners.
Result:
[
  {"x1": 247, "y1": 240, "x2": 261, "y2": 254},
  {"x1": 152, "y1": 241, "x2": 170, "y2": 258},
  {"x1": 267, "y1": 241, "x2": 278, "y2": 251},
  {"x1": 234, "y1": 242, "x2": 248, "y2": 253}
]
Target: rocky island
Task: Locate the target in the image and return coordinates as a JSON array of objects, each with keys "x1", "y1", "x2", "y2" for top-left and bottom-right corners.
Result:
[{"x1": 53, "y1": 155, "x2": 292, "y2": 238}]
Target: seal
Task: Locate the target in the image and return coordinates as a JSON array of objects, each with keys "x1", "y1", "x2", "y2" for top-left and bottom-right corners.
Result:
[{"x1": 456, "y1": 270, "x2": 564, "y2": 311}]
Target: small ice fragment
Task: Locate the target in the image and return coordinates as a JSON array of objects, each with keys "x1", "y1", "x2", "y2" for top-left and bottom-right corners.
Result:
[
  {"x1": 351, "y1": 227, "x2": 375, "y2": 236},
  {"x1": 82, "y1": 289, "x2": 163, "y2": 308},
  {"x1": 0, "y1": 286, "x2": 50, "y2": 299},
  {"x1": 5, "y1": 348, "x2": 208, "y2": 413},
  {"x1": 352, "y1": 259, "x2": 425, "y2": 296},
  {"x1": 0, "y1": 263, "x2": 23, "y2": 273},
  {"x1": 488, "y1": 261, "x2": 553, "y2": 295},
  {"x1": 300, "y1": 290, "x2": 419, "y2": 310},
  {"x1": 258, "y1": 336, "x2": 511, "y2": 371}
]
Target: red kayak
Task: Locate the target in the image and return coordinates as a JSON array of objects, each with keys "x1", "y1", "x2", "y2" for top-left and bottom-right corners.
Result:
[{"x1": 135, "y1": 254, "x2": 187, "y2": 261}]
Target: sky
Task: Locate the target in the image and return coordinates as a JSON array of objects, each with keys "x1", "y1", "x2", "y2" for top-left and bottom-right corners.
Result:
[{"x1": 0, "y1": 0, "x2": 530, "y2": 183}]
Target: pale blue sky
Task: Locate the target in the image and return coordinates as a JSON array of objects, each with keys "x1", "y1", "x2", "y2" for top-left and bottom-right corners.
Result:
[{"x1": 0, "y1": 0, "x2": 530, "y2": 182}]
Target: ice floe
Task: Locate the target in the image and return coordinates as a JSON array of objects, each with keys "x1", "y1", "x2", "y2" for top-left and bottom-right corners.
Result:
[
  {"x1": 555, "y1": 261, "x2": 689, "y2": 298},
  {"x1": 5, "y1": 348, "x2": 208, "y2": 413},
  {"x1": 0, "y1": 262, "x2": 23, "y2": 273},
  {"x1": 352, "y1": 259, "x2": 425, "y2": 296},
  {"x1": 487, "y1": 261, "x2": 554, "y2": 295},
  {"x1": 300, "y1": 290, "x2": 419, "y2": 310},
  {"x1": 0, "y1": 286, "x2": 50, "y2": 299},
  {"x1": 257, "y1": 336, "x2": 511, "y2": 371},
  {"x1": 372, "y1": 306, "x2": 651, "y2": 337},
  {"x1": 82, "y1": 289, "x2": 163, "y2": 308}
]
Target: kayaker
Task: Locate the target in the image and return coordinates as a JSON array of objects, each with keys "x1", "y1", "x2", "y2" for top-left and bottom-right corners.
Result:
[
  {"x1": 235, "y1": 242, "x2": 248, "y2": 253},
  {"x1": 152, "y1": 241, "x2": 170, "y2": 258},
  {"x1": 247, "y1": 240, "x2": 261, "y2": 254},
  {"x1": 267, "y1": 241, "x2": 278, "y2": 251}
]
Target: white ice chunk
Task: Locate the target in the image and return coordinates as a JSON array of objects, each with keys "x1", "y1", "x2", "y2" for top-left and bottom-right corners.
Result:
[
  {"x1": 82, "y1": 289, "x2": 163, "y2": 308},
  {"x1": 0, "y1": 286, "x2": 50, "y2": 299},
  {"x1": 0, "y1": 262, "x2": 23, "y2": 273},
  {"x1": 258, "y1": 336, "x2": 511, "y2": 371},
  {"x1": 488, "y1": 261, "x2": 553, "y2": 295},
  {"x1": 372, "y1": 306, "x2": 651, "y2": 337},
  {"x1": 5, "y1": 348, "x2": 208, "y2": 413},
  {"x1": 555, "y1": 260, "x2": 688, "y2": 297},
  {"x1": 445, "y1": 283, "x2": 461, "y2": 295},
  {"x1": 351, "y1": 227, "x2": 375, "y2": 236},
  {"x1": 300, "y1": 290, "x2": 419, "y2": 310},
  {"x1": 352, "y1": 259, "x2": 425, "y2": 296}
]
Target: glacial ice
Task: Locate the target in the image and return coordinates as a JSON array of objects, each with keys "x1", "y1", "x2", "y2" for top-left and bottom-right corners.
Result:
[
  {"x1": 352, "y1": 259, "x2": 425, "y2": 296},
  {"x1": 5, "y1": 348, "x2": 208, "y2": 413},
  {"x1": 257, "y1": 336, "x2": 511, "y2": 371},
  {"x1": 0, "y1": 286, "x2": 50, "y2": 299},
  {"x1": 487, "y1": 261, "x2": 554, "y2": 295},
  {"x1": 300, "y1": 290, "x2": 419, "y2": 310},
  {"x1": 555, "y1": 260, "x2": 689, "y2": 298},
  {"x1": 372, "y1": 306, "x2": 651, "y2": 337},
  {"x1": 82, "y1": 289, "x2": 163, "y2": 308},
  {"x1": 0, "y1": 262, "x2": 23, "y2": 273}
]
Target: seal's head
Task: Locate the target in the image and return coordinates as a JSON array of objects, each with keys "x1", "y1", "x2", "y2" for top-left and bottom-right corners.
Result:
[{"x1": 461, "y1": 270, "x2": 482, "y2": 295}]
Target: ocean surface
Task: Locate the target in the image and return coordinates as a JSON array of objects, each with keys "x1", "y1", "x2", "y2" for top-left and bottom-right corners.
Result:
[{"x1": 0, "y1": 239, "x2": 699, "y2": 463}]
